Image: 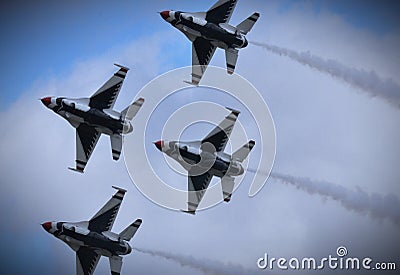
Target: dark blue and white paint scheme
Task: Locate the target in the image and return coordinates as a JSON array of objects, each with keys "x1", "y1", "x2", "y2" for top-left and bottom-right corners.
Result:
[
  {"x1": 40, "y1": 64, "x2": 144, "y2": 173},
  {"x1": 42, "y1": 186, "x2": 142, "y2": 275},
  {"x1": 154, "y1": 108, "x2": 255, "y2": 214},
  {"x1": 160, "y1": 0, "x2": 259, "y2": 85}
]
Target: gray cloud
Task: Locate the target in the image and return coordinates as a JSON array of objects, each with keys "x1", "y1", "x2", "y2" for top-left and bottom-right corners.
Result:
[{"x1": 250, "y1": 41, "x2": 400, "y2": 109}]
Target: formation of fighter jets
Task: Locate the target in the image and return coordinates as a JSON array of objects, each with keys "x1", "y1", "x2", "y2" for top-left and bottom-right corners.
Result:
[{"x1": 40, "y1": 1, "x2": 260, "y2": 274}]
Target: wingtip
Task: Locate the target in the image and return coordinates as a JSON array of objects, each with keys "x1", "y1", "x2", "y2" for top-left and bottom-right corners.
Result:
[
  {"x1": 180, "y1": 209, "x2": 196, "y2": 215},
  {"x1": 183, "y1": 80, "x2": 199, "y2": 86},
  {"x1": 68, "y1": 167, "x2": 84, "y2": 173},
  {"x1": 225, "y1": 107, "x2": 240, "y2": 116},
  {"x1": 114, "y1": 63, "x2": 130, "y2": 71},
  {"x1": 112, "y1": 186, "x2": 127, "y2": 193}
]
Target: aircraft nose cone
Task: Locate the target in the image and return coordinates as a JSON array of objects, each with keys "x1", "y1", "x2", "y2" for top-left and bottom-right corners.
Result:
[
  {"x1": 160, "y1": 10, "x2": 170, "y2": 20},
  {"x1": 40, "y1": 97, "x2": 51, "y2": 107},
  {"x1": 153, "y1": 140, "x2": 164, "y2": 151},
  {"x1": 41, "y1": 222, "x2": 52, "y2": 232}
]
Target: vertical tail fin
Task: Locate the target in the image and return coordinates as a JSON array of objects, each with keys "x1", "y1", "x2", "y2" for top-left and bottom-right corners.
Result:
[
  {"x1": 232, "y1": 140, "x2": 255, "y2": 162},
  {"x1": 119, "y1": 219, "x2": 142, "y2": 241},
  {"x1": 236, "y1": 12, "x2": 260, "y2": 35},
  {"x1": 121, "y1": 98, "x2": 144, "y2": 121}
]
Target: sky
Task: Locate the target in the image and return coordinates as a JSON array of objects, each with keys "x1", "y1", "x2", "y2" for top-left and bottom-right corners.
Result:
[{"x1": 1, "y1": 0, "x2": 400, "y2": 274}]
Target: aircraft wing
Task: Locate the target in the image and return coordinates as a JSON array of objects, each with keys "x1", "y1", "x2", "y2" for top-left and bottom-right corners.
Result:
[
  {"x1": 88, "y1": 186, "x2": 126, "y2": 233},
  {"x1": 89, "y1": 64, "x2": 129, "y2": 110},
  {"x1": 186, "y1": 171, "x2": 213, "y2": 214},
  {"x1": 191, "y1": 37, "x2": 217, "y2": 85},
  {"x1": 71, "y1": 124, "x2": 101, "y2": 173},
  {"x1": 206, "y1": 0, "x2": 238, "y2": 24},
  {"x1": 201, "y1": 108, "x2": 239, "y2": 152},
  {"x1": 76, "y1": 247, "x2": 101, "y2": 275}
]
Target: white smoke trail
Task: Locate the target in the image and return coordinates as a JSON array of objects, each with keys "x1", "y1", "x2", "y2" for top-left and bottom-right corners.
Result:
[
  {"x1": 250, "y1": 41, "x2": 400, "y2": 108},
  {"x1": 269, "y1": 172, "x2": 400, "y2": 227},
  {"x1": 133, "y1": 247, "x2": 249, "y2": 275}
]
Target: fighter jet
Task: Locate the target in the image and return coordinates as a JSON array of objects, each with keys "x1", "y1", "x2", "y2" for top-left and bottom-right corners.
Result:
[
  {"x1": 40, "y1": 64, "x2": 144, "y2": 173},
  {"x1": 42, "y1": 186, "x2": 142, "y2": 275},
  {"x1": 154, "y1": 108, "x2": 255, "y2": 214},
  {"x1": 160, "y1": 0, "x2": 259, "y2": 85}
]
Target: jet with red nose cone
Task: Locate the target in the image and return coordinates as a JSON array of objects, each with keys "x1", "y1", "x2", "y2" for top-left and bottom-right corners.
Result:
[
  {"x1": 154, "y1": 108, "x2": 255, "y2": 214},
  {"x1": 40, "y1": 64, "x2": 144, "y2": 173},
  {"x1": 42, "y1": 186, "x2": 142, "y2": 275},
  {"x1": 160, "y1": 0, "x2": 259, "y2": 85}
]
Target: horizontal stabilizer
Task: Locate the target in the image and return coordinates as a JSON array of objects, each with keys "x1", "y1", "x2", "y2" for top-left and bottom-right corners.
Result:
[
  {"x1": 225, "y1": 48, "x2": 238, "y2": 74},
  {"x1": 110, "y1": 134, "x2": 122, "y2": 161},
  {"x1": 119, "y1": 219, "x2": 142, "y2": 241},
  {"x1": 236, "y1": 12, "x2": 260, "y2": 34},
  {"x1": 109, "y1": 255, "x2": 122, "y2": 275},
  {"x1": 232, "y1": 140, "x2": 255, "y2": 162},
  {"x1": 221, "y1": 176, "x2": 235, "y2": 202},
  {"x1": 121, "y1": 98, "x2": 144, "y2": 121}
]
